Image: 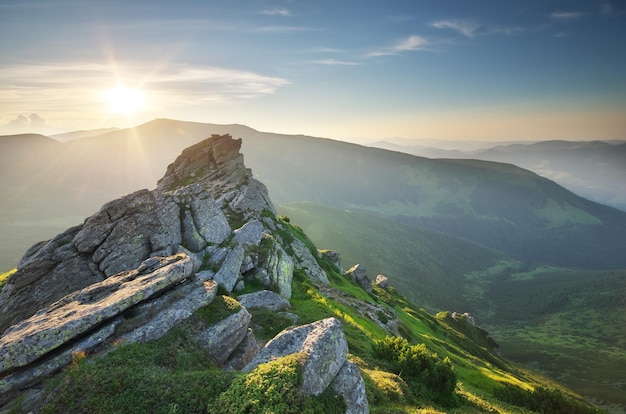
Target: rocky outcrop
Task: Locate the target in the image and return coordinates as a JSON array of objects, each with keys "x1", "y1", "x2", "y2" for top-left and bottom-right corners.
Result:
[
  {"x1": 346, "y1": 264, "x2": 372, "y2": 293},
  {"x1": 237, "y1": 290, "x2": 290, "y2": 311},
  {"x1": 0, "y1": 134, "x2": 273, "y2": 333},
  {"x1": 320, "y1": 249, "x2": 343, "y2": 274},
  {"x1": 241, "y1": 317, "x2": 368, "y2": 410},
  {"x1": 243, "y1": 318, "x2": 350, "y2": 395},
  {"x1": 0, "y1": 254, "x2": 193, "y2": 373},
  {"x1": 374, "y1": 274, "x2": 389, "y2": 288},
  {"x1": 290, "y1": 238, "x2": 329, "y2": 285},
  {"x1": 330, "y1": 361, "x2": 369, "y2": 414},
  {"x1": 0, "y1": 134, "x2": 367, "y2": 412},
  {"x1": 196, "y1": 303, "x2": 252, "y2": 365},
  {"x1": 0, "y1": 254, "x2": 217, "y2": 400}
]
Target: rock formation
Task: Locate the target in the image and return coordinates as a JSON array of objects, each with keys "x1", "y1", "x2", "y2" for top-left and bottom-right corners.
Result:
[
  {"x1": 346, "y1": 263, "x2": 372, "y2": 293},
  {"x1": 374, "y1": 274, "x2": 389, "y2": 288},
  {"x1": 0, "y1": 134, "x2": 369, "y2": 412}
]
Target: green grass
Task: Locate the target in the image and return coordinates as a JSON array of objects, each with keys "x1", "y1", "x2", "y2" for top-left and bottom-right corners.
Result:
[{"x1": 0, "y1": 268, "x2": 16, "y2": 290}]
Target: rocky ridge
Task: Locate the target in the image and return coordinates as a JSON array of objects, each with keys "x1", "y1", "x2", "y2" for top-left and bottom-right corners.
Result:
[{"x1": 0, "y1": 134, "x2": 368, "y2": 413}]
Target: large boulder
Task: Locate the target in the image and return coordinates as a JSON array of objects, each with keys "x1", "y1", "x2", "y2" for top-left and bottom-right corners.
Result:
[
  {"x1": 374, "y1": 274, "x2": 389, "y2": 289},
  {"x1": 0, "y1": 254, "x2": 193, "y2": 373},
  {"x1": 290, "y1": 237, "x2": 329, "y2": 285},
  {"x1": 0, "y1": 134, "x2": 274, "y2": 333},
  {"x1": 243, "y1": 317, "x2": 349, "y2": 396},
  {"x1": 237, "y1": 290, "x2": 290, "y2": 312},
  {"x1": 330, "y1": 361, "x2": 369, "y2": 414},
  {"x1": 213, "y1": 244, "x2": 245, "y2": 292},
  {"x1": 346, "y1": 264, "x2": 372, "y2": 293},
  {"x1": 195, "y1": 299, "x2": 252, "y2": 365}
]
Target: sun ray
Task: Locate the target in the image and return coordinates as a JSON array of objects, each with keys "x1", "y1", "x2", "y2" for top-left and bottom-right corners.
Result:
[{"x1": 100, "y1": 85, "x2": 145, "y2": 117}]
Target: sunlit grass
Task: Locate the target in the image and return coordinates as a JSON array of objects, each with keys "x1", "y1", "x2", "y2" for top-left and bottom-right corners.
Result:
[{"x1": 0, "y1": 268, "x2": 16, "y2": 289}]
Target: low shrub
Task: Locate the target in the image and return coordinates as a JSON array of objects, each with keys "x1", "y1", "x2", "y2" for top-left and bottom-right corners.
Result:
[
  {"x1": 372, "y1": 336, "x2": 457, "y2": 404},
  {"x1": 210, "y1": 353, "x2": 344, "y2": 414}
]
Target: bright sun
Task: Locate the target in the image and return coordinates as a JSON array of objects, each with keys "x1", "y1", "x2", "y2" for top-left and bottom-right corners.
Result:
[{"x1": 101, "y1": 86, "x2": 145, "y2": 116}]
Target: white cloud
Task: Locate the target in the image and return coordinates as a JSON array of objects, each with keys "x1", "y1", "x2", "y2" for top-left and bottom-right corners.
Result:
[
  {"x1": 0, "y1": 113, "x2": 51, "y2": 135},
  {"x1": 431, "y1": 19, "x2": 481, "y2": 38},
  {"x1": 367, "y1": 35, "x2": 428, "y2": 57},
  {"x1": 0, "y1": 62, "x2": 291, "y2": 125},
  {"x1": 311, "y1": 59, "x2": 360, "y2": 66},
  {"x1": 550, "y1": 12, "x2": 583, "y2": 20},
  {"x1": 254, "y1": 25, "x2": 317, "y2": 34},
  {"x1": 261, "y1": 8, "x2": 292, "y2": 17}
]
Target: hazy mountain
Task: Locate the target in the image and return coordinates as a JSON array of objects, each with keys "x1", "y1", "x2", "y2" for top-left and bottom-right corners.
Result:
[
  {"x1": 373, "y1": 139, "x2": 626, "y2": 211},
  {"x1": 50, "y1": 127, "x2": 120, "y2": 142},
  {"x1": 2, "y1": 119, "x2": 626, "y2": 272}
]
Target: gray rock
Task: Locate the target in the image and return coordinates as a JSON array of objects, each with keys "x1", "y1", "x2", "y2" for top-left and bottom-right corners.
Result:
[
  {"x1": 181, "y1": 208, "x2": 206, "y2": 251},
  {"x1": 242, "y1": 317, "x2": 348, "y2": 397},
  {"x1": 148, "y1": 197, "x2": 182, "y2": 251},
  {"x1": 213, "y1": 244, "x2": 245, "y2": 292},
  {"x1": 0, "y1": 251, "x2": 100, "y2": 334},
  {"x1": 330, "y1": 361, "x2": 369, "y2": 414},
  {"x1": 240, "y1": 255, "x2": 255, "y2": 273},
  {"x1": 320, "y1": 250, "x2": 343, "y2": 275},
  {"x1": 0, "y1": 319, "x2": 120, "y2": 397},
  {"x1": 119, "y1": 280, "x2": 218, "y2": 344},
  {"x1": 346, "y1": 264, "x2": 372, "y2": 293},
  {"x1": 0, "y1": 254, "x2": 193, "y2": 373},
  {"x1": 224, "y1": 330, "x2": 259, "y2": 371},
  {"x1": 290, "y1": 237, "x2": 329, "y2": 285},
  {"x1": 73, "y1": 189, "x2": 155, "y2": 254},
  {"x1": 189, "y1": 196, "x2": 231, "y2": 246},
  {"x1": 260, "y1": 238, "x2": 294, "y2": 299},
  {"x1": 233, "y1": 219, "x2": 267, "y2": 246},
  {"x1": 237, "y1": 290, "x2": 290, "y2": 312},
  {"x1": 175, "y1": 245, "x2": 205, "y2": 272},
  {"x1": 196, "y1": 303, "x2": 251, "y2": 365},
  {"x1": 374, "y1": 274, "x2": 389, "y2": 289}
]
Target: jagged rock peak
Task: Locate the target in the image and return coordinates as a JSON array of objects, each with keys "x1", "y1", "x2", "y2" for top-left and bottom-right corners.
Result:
[{"x1": 157, "y1": 134, "x2": 245, "y2": 192}]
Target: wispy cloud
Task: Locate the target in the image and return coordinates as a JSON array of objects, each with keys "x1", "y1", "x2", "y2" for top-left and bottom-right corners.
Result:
[
  {"x1": 261, "y1": 8, "x2": 292, "y2": 17},
  {"x1": 431, "y1": 19, "x2": 481, "y2": 38},
  {"x1": 367, "y1": 35, "x2": 428, "y2": 57},
  {"x1": 311, "y1": 59, "x2": 359, "y2": 66},
  {"x1": 550, "y1": 11, "x2": 583, "y2": 20},
  {"x1": 0, "y1": 62, "x2": 290, "y2": 111},
  {"x1": 254, "y1": 25, "x2": 318, "y2": 34}
]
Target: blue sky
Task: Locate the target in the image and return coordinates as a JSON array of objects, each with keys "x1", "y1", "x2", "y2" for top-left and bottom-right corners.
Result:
[{"x1": 1, "y1": 0, "x2": 624, "y2": 141}]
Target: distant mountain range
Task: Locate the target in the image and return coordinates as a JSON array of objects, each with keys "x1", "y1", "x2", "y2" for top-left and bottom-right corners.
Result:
[
  {"x1": 2, "y1": 119, "x2": 626, "y2": 271},
  {"x1": 372, "y1": 138, "x2": 626, "y2": 211}
]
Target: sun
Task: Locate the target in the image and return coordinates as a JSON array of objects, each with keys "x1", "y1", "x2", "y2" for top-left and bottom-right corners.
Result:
[{"x1": 100, "y1": 85, "x2": 145, "y2": 116}]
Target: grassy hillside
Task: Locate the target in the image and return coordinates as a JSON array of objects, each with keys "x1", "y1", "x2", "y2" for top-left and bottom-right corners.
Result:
[
  {"x1": 488, "y1": 268, "x2": 626, "y2": 411},
  {"x1": 277, "y1": 202, "x2": 626, "y2": 412},
  {"x1": 278, "y1": 201, "x2": 515, "y2": 313},
  {"x1": 242, "y1": 133, "x2": 626, "y2": 269},
  {"x1": 13, "y1": 217, "x2": 604, "y2": 414}
]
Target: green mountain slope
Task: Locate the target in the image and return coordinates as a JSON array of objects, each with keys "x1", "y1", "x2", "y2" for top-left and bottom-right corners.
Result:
[
  {"x1": 278, "y1": 201, "x2": 516, "y2": 313},
  {"x1": 277, "y1": 202, "x2": 626, "y2": 411}
]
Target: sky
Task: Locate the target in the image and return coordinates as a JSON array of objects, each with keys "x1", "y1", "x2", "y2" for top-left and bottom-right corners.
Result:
[{"x1": 1, "y1": 0, "x2": 625, "y2": 142}]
